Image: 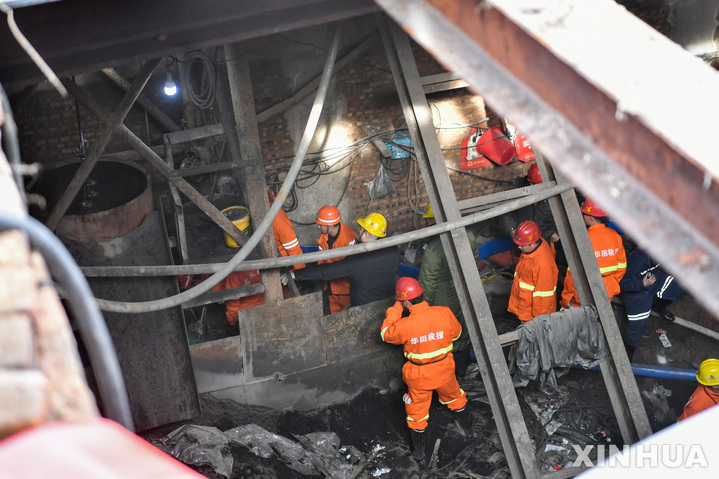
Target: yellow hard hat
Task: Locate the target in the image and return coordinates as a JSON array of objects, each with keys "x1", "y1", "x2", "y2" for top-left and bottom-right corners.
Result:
[
  {"x1": 422, "y1": 205, "x2": 434, "y2": 219},
  {"x1": 697, "y1": 359, "x2": 719, "y2": 386},
  {"x1": 357, "y1": 212, "x2": 387, "y2": 238}
]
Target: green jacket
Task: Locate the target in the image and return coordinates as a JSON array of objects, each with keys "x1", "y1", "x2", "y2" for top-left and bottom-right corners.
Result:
[{"x1": 417, "y1": 230, "x2": 478, "y2": 352}]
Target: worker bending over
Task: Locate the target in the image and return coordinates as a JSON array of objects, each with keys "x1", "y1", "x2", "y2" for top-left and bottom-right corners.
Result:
[
  {"x1": 293, "y1": 213, "x2": 399, "y2": 307},
  {"x1": 314, "y1": 205, "x2": 357, "y2": 314},
  {"x1": 560, "y1": 198, "x2": 626, "y2": 308},
  {"x1": 381, "y1": 277, "x2": 472, "y2": 462},
  {"x1": 508, "y1": 221, "x2": 559, "y2": 322},
  {"x1": 269, "y1": 191, "x2": 304, "y2": 269},
  {"x1": 679, "y1": 359, "x2": 719, "y2": 421}
]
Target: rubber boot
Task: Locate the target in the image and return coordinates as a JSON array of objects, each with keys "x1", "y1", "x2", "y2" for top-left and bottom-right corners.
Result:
[
  {"x1": 411, "y1": 429, "x2": 426, "y2": 461},
  {"x1": 624, "y1": 339, "x2": 636, "y2": 362},
  {"x1": 454, "y1": 349, "x2": 470, "y2": 377},
  {"x1": 453, "y1": 406, "x2": 473, "y2": 437},
  {"x1": 654, "y1": 299, "x2": 675, "y2": 322}
]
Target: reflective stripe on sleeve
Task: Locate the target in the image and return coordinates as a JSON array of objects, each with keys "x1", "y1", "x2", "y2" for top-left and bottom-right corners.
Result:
[{"x1": 532, "y1": 287, "x2": 556, "y2": 298}]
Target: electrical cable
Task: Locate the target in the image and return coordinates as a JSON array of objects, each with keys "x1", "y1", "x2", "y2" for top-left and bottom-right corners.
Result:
[
  {"x1": 0, "y1": 213, "x2": 134, "y2": 431},
  {"x1": 94, "y1": 28, "x2": 343, "y2": 313},
  {"x1": 181, "y1": 51, "x2": 217, "y2": 110},
  {"x1": 447, "y1": 165, "x2": 516, "y2": 184}
]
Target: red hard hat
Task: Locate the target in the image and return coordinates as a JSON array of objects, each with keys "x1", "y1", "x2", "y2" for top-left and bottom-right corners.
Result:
[
  {"x1": 513, "y1": 221, "x2": 541, "y2": 246},
  {"x1": 316, "y1": 205, "x2": 341, "y2": 225},
  {"x1": 395, "y1": 277, "x2": 424, "y2": 301},
  {"x1": 580, "y1": 198, "x2": 607, "y2": 217},
  {"x1": 527, "y1": 164, "x2": 542, "y2": 184}
]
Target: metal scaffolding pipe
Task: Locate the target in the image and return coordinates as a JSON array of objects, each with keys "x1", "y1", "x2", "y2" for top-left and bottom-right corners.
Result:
[{"x1": 82, "y1": 182, "x2": 573, "y2": 278}]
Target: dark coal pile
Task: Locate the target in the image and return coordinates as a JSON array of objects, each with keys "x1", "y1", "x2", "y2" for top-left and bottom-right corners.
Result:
[
  {"x1": 141, "y1": 366, "x2": 627, "y2": 479},
  {"x1": 142, "y1": 295, "x2": 715, "y2": 478}
]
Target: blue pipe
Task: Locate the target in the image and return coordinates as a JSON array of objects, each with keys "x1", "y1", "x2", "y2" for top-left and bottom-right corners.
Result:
[{"x1": 572, "y1": 363, "x2": 697, "y2": 381}]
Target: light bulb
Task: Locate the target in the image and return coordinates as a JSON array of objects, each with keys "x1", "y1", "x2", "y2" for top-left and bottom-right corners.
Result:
[{"x1": 164, "y1": 72, "x2": 177, "y2": 96}]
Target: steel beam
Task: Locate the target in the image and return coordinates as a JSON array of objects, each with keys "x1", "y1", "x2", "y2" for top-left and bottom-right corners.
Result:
[
  {"x1": 0, "y1": 0, "x2": 379, "y2": 86},
  {"x1": 379, "y1": 16, "x2": 541, "y2": 478},
  {"x1": 375, "y1": 0, "x2": 719, "y2": 331},
  {"x1": 224, "y1": 48, "x2": 284, "y2": 303},
  {"x1": 536, "y1": 152, "x2": 653, "y2": 443}
]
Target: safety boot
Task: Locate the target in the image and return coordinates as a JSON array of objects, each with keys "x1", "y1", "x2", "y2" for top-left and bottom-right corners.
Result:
[
  {"x1": 654, "y1": 299, "x2": 675, "y2": 322},
  {"x1": 410, "y1": 429, "x2": 426, "y2": 461},
  {"x1": 453, "y1": 406, "x2": 473, "y2": 437},
  {"x1": 623, "y1": 339, "x2": 636, "y2": 362}
]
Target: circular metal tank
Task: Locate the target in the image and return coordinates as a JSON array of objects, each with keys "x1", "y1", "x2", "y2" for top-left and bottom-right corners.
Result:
[{"x1": 30, "y1": 159, "x2": 153, "y2": 242}]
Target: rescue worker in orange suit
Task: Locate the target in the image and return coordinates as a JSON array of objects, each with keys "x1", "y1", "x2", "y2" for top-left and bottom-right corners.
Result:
[
  {"x1": 212, "y1": 269, "x2": 264, "y2": 327},
  {"x1": 678, "y1": 359, "x2": 719, "y2": 421},
  {"x1": 381, "y1": 277, "x2": 472, "y2": 462},
  {"x1": 560, "y1": 199, "x2": 627, "y2": 309},
  {"x1": 213, "y1": 199, "x2": 301, "y2": 328},
  {"x1": 508, "y1": 221, "x2": 559, "y2": 322},
  {"x1": 269, "y1": 192, "x2": 304, "y2": 270},
  {"x1": 315, "y1": 205, "x2": 356, "y2": 314}
]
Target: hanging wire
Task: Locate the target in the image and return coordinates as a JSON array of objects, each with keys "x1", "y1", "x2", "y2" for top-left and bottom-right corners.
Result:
[{"x1": 181, "y1": 51, "x2": 217, "y2": 110}]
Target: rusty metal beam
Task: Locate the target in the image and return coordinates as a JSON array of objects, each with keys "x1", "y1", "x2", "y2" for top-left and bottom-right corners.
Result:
[
  {"x1": 379, "y1": 16, "x2": 541, "y2": 478},
  {"x1": 375, "y1": 0, "x2": 719, "y2": 319},
  {"x1": 101, "y1": 68, "x2": 182, "y2": 133},
  {"x1": 223, "y1": 48, "x2": 284, "y2": 303}
]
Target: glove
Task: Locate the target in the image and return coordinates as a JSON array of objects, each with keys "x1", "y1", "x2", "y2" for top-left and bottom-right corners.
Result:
[{"x1": 281, "y1": 271, "x2": 295, "y2": 286}]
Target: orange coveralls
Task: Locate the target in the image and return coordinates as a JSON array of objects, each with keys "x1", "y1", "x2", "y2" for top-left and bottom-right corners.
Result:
[
  {"x1": 561, "y1": 223, "x2": 626, "y2": 308},
  {"x1": 381, "y1": 301, "x2": 468, "y2": 431},
  {"x1": 317, "y1": 223, "x2": 357, "y2": 313},
  {"x1": 273, "y1": 209, "x2": 304, "y2": 269},
  {"x1": 508, "y1": 238, "x2": 559, "y2": 322},
  {"x1": 678, "y1": 385, "x2": 719, "y2": 421},
  {"x1": 211, "y1": 270, "x2": 264, "y2": 325}
]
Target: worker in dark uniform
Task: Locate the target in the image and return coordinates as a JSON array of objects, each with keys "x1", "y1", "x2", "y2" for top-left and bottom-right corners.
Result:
[
  {"x1": 620, "y1": 245, "x2": 684, "y2": 360},
  {"x1": 293, "y1": 212, "x2": 399, "y2": 307}
]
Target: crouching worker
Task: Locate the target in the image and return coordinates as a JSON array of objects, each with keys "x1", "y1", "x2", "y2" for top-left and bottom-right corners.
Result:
[
  {"x1": 678, "y1": 358, "x2": 719, "y2": 421},
  {"x1": 380, "y1": 277, "x2": 472, "y2": 462}
]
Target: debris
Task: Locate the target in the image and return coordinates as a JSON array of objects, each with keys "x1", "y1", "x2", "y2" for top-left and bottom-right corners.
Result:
[
  {"x1": 659, "y1": 333, "x2": 672, "y2": 348},
  {"x1": 225, "y1": 424, "x2": 362, "y2": 478},
  {"x1": 429, "y1": 438, "x2": 441, "y2": 468},
  {"x1": 152, "y1": 424, "x2": 233, "y2": 478},
  {"x1": 372, "y1": 467, "x2": 391, "y2": 477},
  {"x1": 641, "y1": 383, "x2": 675, "y2": 424}
]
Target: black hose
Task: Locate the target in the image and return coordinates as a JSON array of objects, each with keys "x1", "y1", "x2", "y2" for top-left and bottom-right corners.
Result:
[{"x1": 0, "y1": 213, "x2": 134, "y2": 431}]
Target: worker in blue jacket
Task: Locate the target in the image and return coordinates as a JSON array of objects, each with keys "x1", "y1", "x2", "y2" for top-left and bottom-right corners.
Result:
[{"x1": 620, "y1": 246, "x2": 684, "y2": 360}]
